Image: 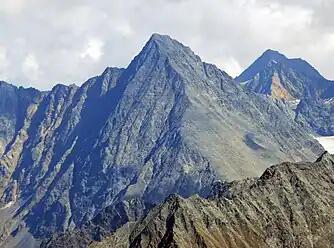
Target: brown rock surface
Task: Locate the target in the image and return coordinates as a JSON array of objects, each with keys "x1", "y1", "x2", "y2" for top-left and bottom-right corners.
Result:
[{"x1": 87, "y1": 152, "x2": 334, "y2": 248}]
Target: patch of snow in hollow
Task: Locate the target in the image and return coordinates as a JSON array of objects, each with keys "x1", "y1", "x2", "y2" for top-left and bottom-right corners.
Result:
[
  {"x1": 0, "y1": 201, "x2": 14, "y2": 210},
  {"x1": 239, "y1": 79, "x2": 252, "y2": 85},
  {"x1": 316, "y1": 136, "x2": 334, "y2": 154},
  {"x1": 324, "y1": 97, "x2": 334, "y2": 105},
  {"x1": 288, "y1": 99, "x2": 301, "y2": 105}
]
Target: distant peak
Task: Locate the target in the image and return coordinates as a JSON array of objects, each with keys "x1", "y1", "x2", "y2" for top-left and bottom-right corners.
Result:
[
  {"x1": 263, "y1": 49, "x2": 281, "y2": 54},
  {"x1": 235, "y1": 49, "x2": 288, "y2": 82},
  {"x1": 261, "y1": 49, "x2": 287, "y2": 62},
  {"x1": 150, "y1": 33, "x2": 173, "y2": 41}
]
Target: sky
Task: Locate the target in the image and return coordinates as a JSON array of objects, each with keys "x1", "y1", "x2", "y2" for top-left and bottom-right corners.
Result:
[{"x1": 0, "y1": 0, "x2": 333, "y2": 90}]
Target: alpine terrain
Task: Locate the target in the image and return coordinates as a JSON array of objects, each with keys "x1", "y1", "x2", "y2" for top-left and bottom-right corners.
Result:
[
  {"x1": 45, "y1": 152, "x2": 334, "y2": 248},
  {"x1": 236, "y1": 49, "x2": 334, "y2": 137},
  {"x1": 0, "y1": 34, "x2": 324, "y2": 247}
]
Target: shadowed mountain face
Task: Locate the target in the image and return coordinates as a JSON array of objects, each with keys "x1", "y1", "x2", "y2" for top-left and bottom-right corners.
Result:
[
  {"x1": 236, "y1": 50, "x2": 334, "y2": 136},
  {"x1": 0, "y1": 34, "x2": 323, "y2": 243},
  {"x1": 77, "y1": 152, "x2": 334, "y2": 248},
  {"x1": 41, "y1": 199, "x2": 154, "y2": 248}
]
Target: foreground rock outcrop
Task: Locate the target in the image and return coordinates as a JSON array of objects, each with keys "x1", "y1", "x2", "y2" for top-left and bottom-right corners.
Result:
[
  {"x1": 69, "y1": 152, "x2": 334, "y2": 248},
  {"x1": 41, "y1": 199, "x2": 153, "y2": 248}
]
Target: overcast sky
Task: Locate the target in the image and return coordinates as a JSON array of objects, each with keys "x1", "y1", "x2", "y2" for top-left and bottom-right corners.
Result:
[{"x1": 0, "y1": 0, "x2": 333, "y2": 90}]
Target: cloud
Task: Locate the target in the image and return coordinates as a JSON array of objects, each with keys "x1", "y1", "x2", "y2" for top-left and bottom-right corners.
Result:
[
  {"x1": 0, "y1": 0, "x2": 333, "y2": 89},
  {"x1": 80, "y1": 39, "x2": 104, "y2": 61},
  {"x1": 22, "y1": 54, "x2": 40, "y2": 80},
  {"x1": 0, "y1": 0, "x2": 27, "y2": 15},
  {"x1": 0, "y1": 46, "x2": 10, "y2": 80}
]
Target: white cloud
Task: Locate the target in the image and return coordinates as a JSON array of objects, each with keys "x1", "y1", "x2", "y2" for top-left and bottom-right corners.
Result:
[
  {"x1": 0, "y1": 0, "x2": 27, "y2": 15},
  {"x1": 0, "y1": 0, "x2": 333, "y2": 89},
  {"x1": 80, "y1": 39, "x2": 104, "y2": 61},
  {"x1": 22, "y1": 54, "x2": 40, "y2": 80},
  {"x1": 113, "y1": 21, "x2": 135, "y2": 37},
  {"x1": 0, "y1": 46, "x2": 10, "y2": 80},
  {"x1": 211, "y1": 57, "x2": 242, "y2": 78}
]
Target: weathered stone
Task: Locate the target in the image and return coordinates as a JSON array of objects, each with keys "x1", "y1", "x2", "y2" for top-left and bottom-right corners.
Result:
[
  {"x1": 86, "y1": 152, "x2": 334, "y2": 248},
  {"x1": 0, "y1": 34, "x2": 323, "y2": 245}
]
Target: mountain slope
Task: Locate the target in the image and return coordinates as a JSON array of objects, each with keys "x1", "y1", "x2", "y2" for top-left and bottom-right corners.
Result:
[
  {"x1": 41, "y1": 199, "x2": 153, "y2": 248},
  {"x1": 86, "y1": 152, "x2": 334, "y2": 248},
  {"x1": 236, "y1": 49, "x2": 333, "y2": 100},
  {"x1": 236, "y1": 50, "x2": 334, "y2": 136},
  {"x1": 0, "y1": 81, "x2": 42, "y2": 196},
  {"x1": 0, "y1": 34, "x2": 323, "y2": 244}
]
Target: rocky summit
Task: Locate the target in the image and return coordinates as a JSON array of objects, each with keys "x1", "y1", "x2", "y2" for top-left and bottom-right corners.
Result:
[
  {"x1": 58, "y1": 152, "x2": 334, "y2": 248},
  {"x1": 235, "y1": 49, "x2": 334, "y2": 136},
  {"x1": 235, "y1": 49, "x2": 333, "y2": 100},
  {"x1": 0, "y1": 34, "x2": 323, "y2": 246}
]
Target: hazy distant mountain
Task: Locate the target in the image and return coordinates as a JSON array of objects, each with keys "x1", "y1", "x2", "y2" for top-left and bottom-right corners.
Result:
[
  {"x1": 0, "y1": 34, "x2": 322, "y2": 246},
  {"x1": 46, "y1": 152, "x2": 334, "y2": 248},
  {"x1": 236, "y1": 49, "x2": 334, "y2": 136},
  {"x1": 236, "y1": 49, "x2": 333, "y2": 99}
]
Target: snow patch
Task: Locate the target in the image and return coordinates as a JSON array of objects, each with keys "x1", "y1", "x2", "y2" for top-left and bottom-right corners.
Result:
[
  {"x1": 289, "y1": 99, "x2": 301, "y2": 105},
  {"x1": 324, "y1": 98, "x2": 334, "y2": 105},
  {"x1": 0, "y1": 201, "x2": 14, "y2": 210},
  {"x1": 316, "y1": 136, "x2": 334, "y2": 154}
]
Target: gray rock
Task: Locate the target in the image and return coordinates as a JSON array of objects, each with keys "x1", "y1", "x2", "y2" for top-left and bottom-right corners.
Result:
[
  {"x1": 93, "y1": 152, "x2": 334, "y2": 248},
  {"x1": 0, "y1": 34, "x2": 323, "y2": 244},
  {"x1": 235, "y1": 49, "x2": 334, "y2": 136}
]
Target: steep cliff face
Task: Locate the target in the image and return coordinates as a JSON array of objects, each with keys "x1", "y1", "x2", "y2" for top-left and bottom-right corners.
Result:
[
  {"x1": 295, "y1": 98, "x2": 334, "y2": 136},
  {"x1": 0, "y1": 81, "x2": 42, "y2": 196},
  {"x1": 41, "y1": 199, "x2": 154, "y2": 248},
  {"x1": 0, "y1": 34, "x2": 323, "y2": 243},
  {"x1": 87, "y1": 152, "x2": 334, "y2": 248}
]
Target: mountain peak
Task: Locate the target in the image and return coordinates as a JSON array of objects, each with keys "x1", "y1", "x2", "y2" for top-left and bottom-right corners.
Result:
[
  {"x1": 261, "y1": 49, "x2": 288, "y2": 62},
  {"x1": 236, "y1": 48, "x2": 326, "y2": 85},
  {"x1": 147, "y1": 33, "x2": 179, "y2": 49},
  {"x1": 149, "y1": 33, "x2": 173, "y2": 42},
  {"x1": 146, "y1": 33, "x2": 192, "y2": 57},
  {"x1": 127, "y1": 33, "x2": 199, "y2": 76},
  {"x1": 263, "y1": 49, "x2": 283, "y2": 55},
  {"x1": 235, "y1": 49, "x2": 288, "y2": 83}
]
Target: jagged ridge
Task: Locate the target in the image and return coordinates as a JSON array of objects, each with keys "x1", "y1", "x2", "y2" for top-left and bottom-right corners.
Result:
[
  {"x1": 84, "y1": 152, "x2": 334, "y2": 248},
  {"x1": 0, "y1": 34, "x2": 323, "y2": 245}
]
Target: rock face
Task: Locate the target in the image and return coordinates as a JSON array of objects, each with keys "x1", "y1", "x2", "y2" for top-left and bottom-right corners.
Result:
[
  {"x1": 0, "y1": 34, "x2": 323, "y2": 243},
  {"x1": 235, "y1": 49, "x2": 333, "y2": 100},
  {"x1": 84, "y1": 152, "x2": 334, "y2": 248},
  {"x1": 236, "y1": 49, "x2": 334, "y2": 136},
  {"x1": 295, "y1": 98, "x2": 334, "y2": 136},
  {"x1": 41, "y1": 199, "x2": 154, "y2": 248},
  {"x1": 0, "y1": 82, "x2": 42, "y2": 195}
]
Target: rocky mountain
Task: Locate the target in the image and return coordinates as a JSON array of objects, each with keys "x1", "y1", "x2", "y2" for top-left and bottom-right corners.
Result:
[
  {"x1": 41, "y1": 199, "x2": 153, "y2": 248},
  {"x1": 235, "y1": 49, "x2": 333, "y2": 100},
  {"x1": 295, "y1": 97, "x2": 334, "y2": 136},
  {"x1": 236, "y1": 49, "x2": 334, "y2": 136},
  {"x1": 62, "y1": 152, "x2": 334, "y2": 248},
  {"x1": 0, "y1": 34, "x2": 323, "y2": 246}
]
